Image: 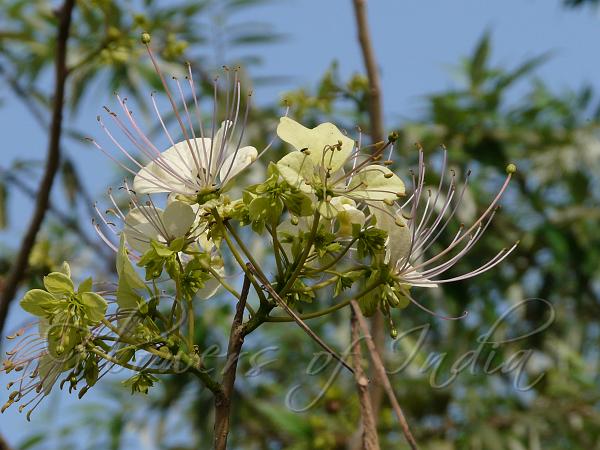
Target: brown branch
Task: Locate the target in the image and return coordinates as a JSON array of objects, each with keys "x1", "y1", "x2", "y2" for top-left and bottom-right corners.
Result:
[
  {"x1": 352, "y1": 0, "x2": 384, "y2": 142},
  {"x1": 0, "y1": 433, "x2": 12, "y2": 450},
  {"x1": 351, "y1": 310, "x2": 381, "y2": 450},
  {"x1": 351, "y1": 301, "x2": 419, "y2": 450},
  {"x1": 0, "y1": 0, "x2": 76, "y2": 336},
  {"x1": 214, "y1": 274, "x2": 251, "y2": 450},
  {"x1": 351, "y1": 0, "x2": 388, "y2": 422}
]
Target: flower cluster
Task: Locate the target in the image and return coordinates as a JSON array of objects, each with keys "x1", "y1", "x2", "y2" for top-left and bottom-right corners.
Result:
[{"x1": 2, "y1": 36, "x2": 517, "y2": 418}]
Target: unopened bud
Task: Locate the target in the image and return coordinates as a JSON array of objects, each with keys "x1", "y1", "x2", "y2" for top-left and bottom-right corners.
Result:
[
  {"x1": 384, "y1": 173, "x2": 393, "y2": 179},
  {"x1": 388, "y1": 131, "x2": 399, "y2": 143},
  {"x1": 141, "y1": 32, "x2": 151, "y2": 44},
  {"x1": 506, "y1": 163, "x2": 517, "y2": 174}
]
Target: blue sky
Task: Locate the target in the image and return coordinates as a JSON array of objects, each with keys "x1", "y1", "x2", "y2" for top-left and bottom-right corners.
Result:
[{"x1": 1, "y1": 0, "x2": 599, "y2": 446}]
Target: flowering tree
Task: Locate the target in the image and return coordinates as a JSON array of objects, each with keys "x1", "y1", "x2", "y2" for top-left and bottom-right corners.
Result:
[
  {"x1": 5, "y1": 0, "x2": 600, "y2": 448},
  {"x1": 1, "y1": 23, "x2": 519, "y2": 448}
]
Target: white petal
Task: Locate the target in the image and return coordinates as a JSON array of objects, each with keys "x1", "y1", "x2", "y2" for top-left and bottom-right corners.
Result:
[
  {"x1": 163, "y1": 201, "x2": 196, "y2": 239},
  {"x1": 133, "y1": 138, "x2": 212, "y2": 194},
  {"x1": 219, "y1": 145, "x2": 258, "y2": 184},
  {"x1": 196, "y1": 262, "x2": 224, "y2": 300},
  {"x1": 347, "y1": 165, "x2": 405, "y2": 201},
  {"x1": 277, "y1": 117, "x2": 354, "y2": 172},
  {"x1": 337, "y1": 203, "x2": 365, "y2": 236},
  {"x1": 276, "y1": 151, "x2": 315, "y2": 193},
  {"x1": 123, "y1": 206, "x2": 162, "y2": 254},
  {"x1": 371, "y1": 205, "x2": 412, "y2": 266},
  {"x1": 209, "y1": 120, "x2": 234, "y2": 177}
]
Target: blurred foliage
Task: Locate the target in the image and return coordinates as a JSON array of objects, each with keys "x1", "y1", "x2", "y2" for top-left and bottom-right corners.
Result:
[
  {"x1": 564, "y1": 0, "x2": 600, "y2": 7},
  {"x1": 2, "y1": 1, "x2": 600, "y2": 450}
]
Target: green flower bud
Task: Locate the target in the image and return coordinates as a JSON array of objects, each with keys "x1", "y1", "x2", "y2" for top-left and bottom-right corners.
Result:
[{"x1": 141, "y1": 32, "x2": 151, "y2": 44}]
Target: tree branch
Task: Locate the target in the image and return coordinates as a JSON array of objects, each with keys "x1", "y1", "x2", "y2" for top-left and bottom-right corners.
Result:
[
  {"x1": 352, "y1": 0, "x2": 384, "y2": 142},
  {"x1": 0, "y1": 0, "x2": 76, "y2": 336},
  {"x1": 0, "y1": 433, "x2": 12, "y2": 450},
  {"x1": 350, "y1": 301, "x2": 419, "y2": 450},
  {"x1": 351, "y1": 0, "x2": 388, "y2": 421},
  {"x1": 214, "y1": 274, "x2": 251, "y2": 450},
  {"x1": 351, "y1": 309, "x2": 381, "y2": 450}
]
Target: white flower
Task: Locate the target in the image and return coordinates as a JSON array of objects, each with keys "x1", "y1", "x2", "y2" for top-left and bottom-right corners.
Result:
[
  {"x1": 93, "y1": 185, "x2": 204, "y2": 256},
  {"x1": 374, "y1": 150, "x2": 518, "y2": 289},
  {"x1": 275, "y1": 117, "x2": 405, "y2": 218},
  {"x1": 133, "y1": 120, "x2": 258, "y2": 196},
  {"x1": 330, "y1": 197, "x2": 365, "y2": 236},
  {"x1": 123, "y1": 200, "x2": 197, "y2": 254},
  {"x1": 90, "y1": 64, "x2": 260, "y2": 201}
]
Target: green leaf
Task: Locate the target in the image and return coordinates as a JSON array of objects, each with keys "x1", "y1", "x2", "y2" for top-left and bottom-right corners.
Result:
[
  {"x1": 20, "y1": 289, "x2": 57, "y2": 317},
  {"x1": 84, "y1": 357, "x2": 99, "y2": 387},
  {"x1": 61, "y1": 158, "x2": 79, "y2": 207},
  {"x1": 470, "y1": 31, "x2": 490, "y2": 88},
  {"x1": 43, "y1": 272, "x2": 74, "y2": 295},
  {"x1": 168, "y1": 236, "x2": 186, "y2": 253},
  {"x1": 0, "y1": 180, "x2": 7, "y2": 230},
  {"x1": 282, "y1": 191, "x2": 314, "y2": 216},
  {"x1": 151, "y1": 240, "x2": 174, "y2": 258},
  {"x1": 122, "y1": 372, "x2": 159, "y2": 395}
]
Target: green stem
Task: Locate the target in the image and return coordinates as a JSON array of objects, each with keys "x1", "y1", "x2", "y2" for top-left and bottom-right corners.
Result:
[
  {"x1": 266, "y1": 279, "x2": 383, "y2": 322},
  {"x1": 90, "y1": 348, "x2": 176, "y2": 375},
  {"x1": 307, "y1": 237, "x2": 358, "y2": 273},
  {"x1": 301, "y1": 275, "x2": 340, "y2": 292},
  {"x1": 212, "y1": 209, "x2": 269, "y2": 306},
  {"x1": 279, "y1": 211, "x2": 321, "y2": 297},
  {"x1": 223, "y1": 221, "x2": 267, "y2": 280},
  {"x1": 268, "y1": 220, "x2": 285, "y2": 278}
]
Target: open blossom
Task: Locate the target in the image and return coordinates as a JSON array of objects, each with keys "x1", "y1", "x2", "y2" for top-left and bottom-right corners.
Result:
[
  {"x1": 376, "y1": 150, "x2": 518, "y2": 295},
  {"x1": 123, "y1": 200, "x2": 198, "y2": 254},
  {"x1": 94, "y1": 185, "x2": 223, "y2": 300},
  {"x1": 276, "y1": 117, "x2": 405, "y2": 218},
  {"x1": 132, "y1": 119, "x2": 258, "y2": 197},
  {"x1": 89, "y1": 46, "x2": 260, "y2": 203},
  {"x1": 94, "y1": 184, "x2": 200, "y2": 254}
]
